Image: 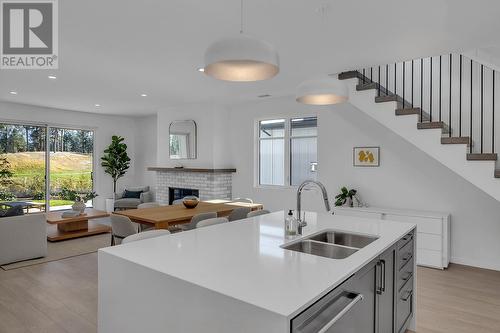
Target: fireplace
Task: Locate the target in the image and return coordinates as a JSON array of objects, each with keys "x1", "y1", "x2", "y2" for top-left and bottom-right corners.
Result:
[{"x1": 168, "y1": 187, "x2": 199, "y2": 205}]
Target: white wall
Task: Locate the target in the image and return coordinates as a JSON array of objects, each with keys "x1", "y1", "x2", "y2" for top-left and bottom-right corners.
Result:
[
  {"x1": 134, "y1": 115, "x2": 158, "y2": 194},
  {"x1": 227, "y1": 96, "x2": 500, "y2": 271},
  {"x1": 0, "y1": 101, "x2": 139, "y2": 210},
  {"x1": 156, "y1": 103, "x2": 232, "y2": 168}
]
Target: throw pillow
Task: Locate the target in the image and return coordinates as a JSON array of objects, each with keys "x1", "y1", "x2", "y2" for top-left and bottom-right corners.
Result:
[{"x1": 122, "y1": 190, "x2": 143, "y2": 199}]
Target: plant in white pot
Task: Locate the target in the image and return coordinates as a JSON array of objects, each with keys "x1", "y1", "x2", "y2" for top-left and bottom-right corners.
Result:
[{"x1": 101, "y1": 135, "x2": 131, "y2": 197}]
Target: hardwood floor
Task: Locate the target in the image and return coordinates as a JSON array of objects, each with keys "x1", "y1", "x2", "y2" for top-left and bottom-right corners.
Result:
[
  {"x1": 0, "y1": 254, "x2": 97, "y2": 333},
  {"x1": 0, "y1": 255, "x2": 499, "y2": 333},
  {"x1": 416, "y1": 264, "x2": 500, "y2": 333}
]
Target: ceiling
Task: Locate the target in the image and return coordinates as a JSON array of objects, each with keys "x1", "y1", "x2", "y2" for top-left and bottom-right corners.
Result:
[{"x1": 1, "y1": 0, "x2": 500, "y2": 116}]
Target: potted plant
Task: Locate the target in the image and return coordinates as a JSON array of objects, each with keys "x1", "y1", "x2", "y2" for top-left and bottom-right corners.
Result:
[
  {"x1": 72, "y1": 192, "x2": 98, "y2": 214},
  {"x1": 101, "y1": 136, "x2": 131, "y2": 196},
  {"x1": 335, "y1": 187, "x2": 357, "y2": 207}
]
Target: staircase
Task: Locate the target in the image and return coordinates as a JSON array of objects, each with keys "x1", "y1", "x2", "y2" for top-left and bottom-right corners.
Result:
[{"x1": 339, "y1": 54, "x2": 500, "y2": 202}]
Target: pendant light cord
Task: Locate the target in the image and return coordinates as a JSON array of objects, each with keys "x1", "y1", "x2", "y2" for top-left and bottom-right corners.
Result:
[{"x1": 240, "y1": 0, "x2": 244, "y2": 34}]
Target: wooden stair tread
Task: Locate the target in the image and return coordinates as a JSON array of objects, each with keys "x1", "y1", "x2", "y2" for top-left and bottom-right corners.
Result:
[
  {"x1": 417, "y1": 122, "x2": 445, "y2": 129},
  {"x1": 495, "y1": 170, "x2": 500, "y2": 178},
  {"x1": 338, "y1": 71, "x2": 359, "y2": 80},
  {"x1": 356, "y1": 82, "x2": 378, "y2": 91},
  {"x1": 375, "y1": 95, "x2": 398, "y2": 103},
  {"x1": 466, "y1": 153, "x2": 498, "y2": 161},
  {"x1": 396, "y1": 108, "x2": 421, "y2": 116},
  {"x1": 441, "y1": 137, "x2": 471, "y2": 145}
]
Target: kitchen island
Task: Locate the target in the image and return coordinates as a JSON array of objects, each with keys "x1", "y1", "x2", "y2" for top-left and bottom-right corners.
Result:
[{"x1": 98, "y1": 211, "x2": 416, "y2": 333}]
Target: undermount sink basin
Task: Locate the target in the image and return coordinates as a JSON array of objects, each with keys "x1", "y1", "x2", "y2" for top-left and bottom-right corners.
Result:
[
  {"x1": 308, "y1": 230, "x2": 378, "y2": 249},
  {"x1": 282, "y1": 240, "x2": 358, "y2": 259},
  {"x1": 281, "y1": 230, "x2": 379, "y2": 259}
]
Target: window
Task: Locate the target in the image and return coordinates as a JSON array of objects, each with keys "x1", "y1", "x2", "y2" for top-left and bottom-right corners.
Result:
[
  {"x1": 0, "y1": 122, "x2": 95, "y2": 213},
  {"x1": 257, "y1": 117, "x2": 317, "y2": 186}
]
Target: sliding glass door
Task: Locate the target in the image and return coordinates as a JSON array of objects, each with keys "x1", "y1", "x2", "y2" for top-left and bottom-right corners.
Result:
[
  {"x1": 0, "y1": 121, "x2": 94, "y2": 213},
  {"x1": 49, "y1": 127, "x2": 94, "y2": 211},
  {"x1": 0, "y1": 123, "x2": 47, "y2": 213}
]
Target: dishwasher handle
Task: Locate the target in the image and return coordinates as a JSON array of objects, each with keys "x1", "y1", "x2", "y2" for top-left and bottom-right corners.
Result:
[{"x1": 317, "y1": 293, "x2": 364, "y2": 333}]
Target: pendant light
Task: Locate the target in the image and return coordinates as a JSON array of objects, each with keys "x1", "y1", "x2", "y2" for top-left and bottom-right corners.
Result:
[
  {"x1": 296, "y1": 75, "x2": 348, "y2": 105},
  {"x1": 203, "y1": 0, "x2": 279, "y2": 82}
]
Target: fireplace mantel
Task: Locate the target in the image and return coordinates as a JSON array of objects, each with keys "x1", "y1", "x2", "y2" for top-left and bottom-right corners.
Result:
[{"x1": 148, "y1": 167, "x2": 236, "y2": 173}]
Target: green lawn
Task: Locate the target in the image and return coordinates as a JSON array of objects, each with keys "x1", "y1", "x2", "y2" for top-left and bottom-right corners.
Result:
[{"x1": 32, "y1": 199, "x2": 74, "y2": 207}]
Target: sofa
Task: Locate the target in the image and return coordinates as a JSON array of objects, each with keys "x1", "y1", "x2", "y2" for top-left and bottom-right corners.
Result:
[
  {"x1": 0, "y1": 213, "x2": 47, "y2": 265},
  {"x1": 114, "y1": 186, "x2": 153, "y2": 211}
]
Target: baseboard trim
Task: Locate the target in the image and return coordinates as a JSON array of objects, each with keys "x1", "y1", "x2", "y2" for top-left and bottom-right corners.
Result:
[{"x1": 450, "y1": 257, "x2": 500, "y2": 271}]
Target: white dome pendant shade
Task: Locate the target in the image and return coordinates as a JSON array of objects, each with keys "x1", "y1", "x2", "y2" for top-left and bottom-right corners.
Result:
[
  {"x1": 204, "y1": 34, "x2": 279, "y2": 82},
  {"x1": 296, "y1": 75, "x2": 349, "y2": 105}
]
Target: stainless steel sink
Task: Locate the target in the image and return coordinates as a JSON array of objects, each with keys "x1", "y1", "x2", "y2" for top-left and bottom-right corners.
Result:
[
  {"x1": 307, "y1": 230, "x2": 378, "y2": 249},
  {"x1": 281, "y1": 230, "x2": 379, "y2": 259},
  {"x1": 282, "y1": 240, "x2": 358, "y2": 259}
]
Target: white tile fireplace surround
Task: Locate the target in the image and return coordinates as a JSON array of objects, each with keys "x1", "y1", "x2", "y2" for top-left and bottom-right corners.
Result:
[{"x1": 148, "y1": 167, "x2": 236, "y2": 205}]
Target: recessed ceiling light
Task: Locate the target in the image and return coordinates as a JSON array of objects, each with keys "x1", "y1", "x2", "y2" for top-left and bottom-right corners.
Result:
[
  {"x1": 48, "y1": 75, "x2": 57, "y2": 79},
  {"x1": 94, "y1": 104, "x2": 101, "y2": 107},
  {"x1": 258, "y1": 94, "x2": 271, "y2": 98},
  {"x1": 9, "y1": 91, "x2": 18, "y2": 95},
  {"x1": 197, "y1": 67, "x2": 205, "y2": 72},
  {"x1": 140, "y1": 93, "x2": 147, "y2": 97}
]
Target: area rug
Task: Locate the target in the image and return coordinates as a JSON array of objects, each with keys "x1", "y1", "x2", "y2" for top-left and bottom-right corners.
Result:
[{"x1": 1, "y1": 233, "x2": 111, "y2": 270}]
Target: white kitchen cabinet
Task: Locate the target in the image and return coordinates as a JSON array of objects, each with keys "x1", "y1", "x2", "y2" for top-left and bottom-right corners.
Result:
[{"x1": 334, "y1": 206, "x2": 450, "y2": 269}]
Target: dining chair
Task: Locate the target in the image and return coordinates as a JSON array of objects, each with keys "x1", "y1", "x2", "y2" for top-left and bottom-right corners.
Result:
[
  {"x1": 137, "y1": 202, "x2": 160, "y2": 209},
  {"x1": 196, "y1": 217, "x2": 228, "y2": 229},
  {"x1": 228, "y1": 207, "x2": 252, "y2": 221},
  {"x1": 181, "y1": 212, "x2": 217, "y2": 231},
  {"x1": 247, "y1": 209, "x2": 271, "y2": 218},
  {"x1": 231, "y1": 197, "x2": 253, "y2": 204},
  {"x1": 122, "y1": 229, "x2": 171, "y2": 244},
  {"x1": 110, "y1": 215, "x2": 138, "y2": 245}
]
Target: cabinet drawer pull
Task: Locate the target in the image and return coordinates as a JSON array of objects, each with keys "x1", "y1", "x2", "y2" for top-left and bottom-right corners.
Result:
[{"x1": 401, "y1": 290, "x2": 413, "y2": 302}]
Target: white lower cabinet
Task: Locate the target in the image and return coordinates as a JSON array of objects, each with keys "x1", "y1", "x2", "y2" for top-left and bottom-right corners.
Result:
[{"x1": 335, "y1": 207, "x2": 450, "y2": 269}]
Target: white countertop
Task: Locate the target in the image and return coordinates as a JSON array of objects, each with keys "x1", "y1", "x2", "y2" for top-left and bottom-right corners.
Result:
[{"x1": 100, "y1": 211, "x2": 415, "y2": 318}]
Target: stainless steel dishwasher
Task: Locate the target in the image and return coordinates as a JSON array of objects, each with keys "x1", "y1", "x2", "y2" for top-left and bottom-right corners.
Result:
[{"x1": 291, "y1": 261, "x2": 377, "y2": 333}]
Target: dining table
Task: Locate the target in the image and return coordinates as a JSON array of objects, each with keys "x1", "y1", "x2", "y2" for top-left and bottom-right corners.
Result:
[{"x1": 114, "y1": 200, "x2": 264, "y2": 229}]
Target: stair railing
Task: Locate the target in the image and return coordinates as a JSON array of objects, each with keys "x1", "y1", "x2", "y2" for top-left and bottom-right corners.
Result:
[{"x1": 354, "y1": 54, "x2": 498, "y2": 156}]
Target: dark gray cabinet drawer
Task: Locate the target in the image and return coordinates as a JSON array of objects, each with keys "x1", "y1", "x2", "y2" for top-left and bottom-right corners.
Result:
[
  {"x1": 397, "y1": 257, "x2": 413, "y2": 292},
  {"x1": 396, "y1": 276, "x2": 413, "y2": 333},
  {"x1": 397, "y1": 238, "x2": 414, "y2": 271},
  {"x1": 398, "y1": 231, "x2": 414, "y2": 250}
]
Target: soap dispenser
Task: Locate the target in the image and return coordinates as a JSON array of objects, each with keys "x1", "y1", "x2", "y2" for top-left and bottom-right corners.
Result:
[{"x1": 285, "y1": 209, "x2": 298, "y2": 236}]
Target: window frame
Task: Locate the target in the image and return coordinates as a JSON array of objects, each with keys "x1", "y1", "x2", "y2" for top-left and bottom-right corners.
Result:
[{"x1": 255, "y1": 116, "x2": 317, "y2": 188}]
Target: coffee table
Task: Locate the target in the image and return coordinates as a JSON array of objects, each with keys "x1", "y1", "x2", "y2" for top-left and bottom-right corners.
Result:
[{"x1": 46, "y1": 208, "x2": 111, "y2": 242}]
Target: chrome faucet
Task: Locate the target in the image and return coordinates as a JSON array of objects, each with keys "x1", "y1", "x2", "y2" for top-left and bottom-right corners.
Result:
[{"x1": 296, "y1": 180, "x2": 331, "y2": 234}]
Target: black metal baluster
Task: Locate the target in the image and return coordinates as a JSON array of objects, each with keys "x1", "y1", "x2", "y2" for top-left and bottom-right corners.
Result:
[
  {"x1": 449, "y1": 54, "x2": 452, "y2": 138},
  {"x1": 412, "y1": 60, "x2": 414, "y2": 108},
  {"x1": 370, "y1": 67, "x2": 373, "y2": 83},
  {"x1": 481, "y1": 64, "x2": 484, "y2": 154},
  {"x1": 430, "y1": 57, "x2": 433, "y2": 122},
  {"x1": 394, "y1": 63, "x2": 397, "y2": 96},
  {"x1": 363, "y1": 68, "x2": 366, "y2": 84},
  {"x1": 493, "y1": 70, "x2": 495, "y2": 153},
  {"x1": 378, "y1": 66, "x2": 381, "y2": 96},
  {"x1": 439, "y1": 56, "x2": 442, "y2": 122},
  {"x1": 403, "y1": 62, "x2": 406, "y2": 107},
  {"x1": 386, "y1": 64, "x2": 389, "y2": 96},
  {"x1": 421, "y1": 58, "x2": 424, "y2": 122},
  {"x1": 459, "y1": 55, "x2": 462, "y2": 137},
  {"x1": 470, "y1": 59, "x2": 473, "y2": 154}
]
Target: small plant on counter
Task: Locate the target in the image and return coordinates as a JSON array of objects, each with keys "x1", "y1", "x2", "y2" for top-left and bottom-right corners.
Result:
[{"x1": 334, "y1": 187, "x2": 357, "y2": 207}]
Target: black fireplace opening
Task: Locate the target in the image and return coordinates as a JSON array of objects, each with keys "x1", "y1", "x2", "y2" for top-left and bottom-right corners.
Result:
[{"x1": 169, "y1": 187, "x2": 200, "y2": 205}]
